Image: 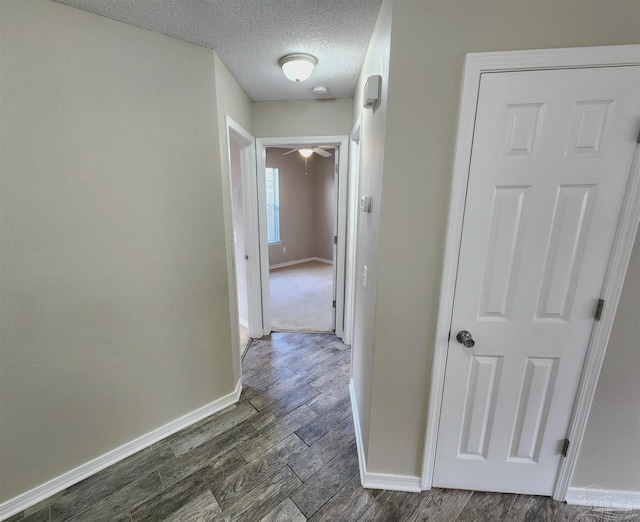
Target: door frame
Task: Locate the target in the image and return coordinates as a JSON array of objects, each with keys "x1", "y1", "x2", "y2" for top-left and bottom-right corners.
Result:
[
  {"x1": 255, "y1": 135, "x2": 349, "y2": 338},
  {"x1": 224, "y1": 118, "x2": 262, "y2": 370},
  {"x1": 421, "y1": 45, "x2": 640, "y2": 500},
  {"x1": 343, "y1": 115, "x2": 363, "y2": 346}
]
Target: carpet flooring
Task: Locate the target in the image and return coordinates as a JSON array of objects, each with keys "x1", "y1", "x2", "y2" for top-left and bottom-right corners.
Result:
[
  {"x1": 269, "y1": 261, "x2": 333, "y2": 333},
  {"x1": 7, "y1": 332, "x2": 638, "y2": 522}
]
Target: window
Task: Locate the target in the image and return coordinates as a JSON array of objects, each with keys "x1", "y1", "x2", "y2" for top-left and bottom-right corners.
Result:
[{"x1": 265, "y1": 167, "x2": 280, "y2": 243}]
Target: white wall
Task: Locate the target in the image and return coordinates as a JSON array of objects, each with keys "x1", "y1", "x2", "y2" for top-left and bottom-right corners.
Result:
[
  {"x1": 354, "y1": 0, "x2": 640, "y2": 489},
  {"x1": 0, "y1": 0, "x2": 236, "y2": 503}
]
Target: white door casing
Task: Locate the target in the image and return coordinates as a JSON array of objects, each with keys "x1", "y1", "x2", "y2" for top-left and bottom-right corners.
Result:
[
  {"x1": 433, "y1": 65, "x2": 639, "y2": 496},
  {"x1": 332, "y1": 148, "x2": 340, "y2": 331},
  {"x1": 344, "y1": 116, "x2": 362, "y2": 346},
  {"x1": 255, "y1": 136, "x2": 349, "y2": 338},
  {"x1": 224, "y1": 117, "x2": 260, "y2": 380}
]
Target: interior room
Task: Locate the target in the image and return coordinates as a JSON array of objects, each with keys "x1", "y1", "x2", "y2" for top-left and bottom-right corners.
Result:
[
  {"x1": 1, "y1": 0, "x2": 639, "y2": 520},
  {"x1": 266, "y1": 147, "x2": 336, "y2": 333}
]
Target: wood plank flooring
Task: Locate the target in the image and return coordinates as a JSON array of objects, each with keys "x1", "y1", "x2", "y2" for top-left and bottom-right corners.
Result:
[{"x1": 7, "y1": 332, "x2": 638, "y2": 522}]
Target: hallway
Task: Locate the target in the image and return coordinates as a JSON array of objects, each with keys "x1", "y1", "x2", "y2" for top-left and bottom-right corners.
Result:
[{"x1": 8, "y1": 333, "x2": 634, "y2": 521}]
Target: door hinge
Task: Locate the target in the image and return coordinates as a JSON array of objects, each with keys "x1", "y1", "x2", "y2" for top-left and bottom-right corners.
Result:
[
  {"x1": 332, "y1": 300, "x2": 336, "y2": 308},
  {"x1": 333, "y1": 235, "x2": 337, "y2": 245},
  {"x1": 562, "y1": 438, "x2": 570, "y2": 457},
  {"x1": 595, "y1": 299, "x2": 605, "y2": 321}
]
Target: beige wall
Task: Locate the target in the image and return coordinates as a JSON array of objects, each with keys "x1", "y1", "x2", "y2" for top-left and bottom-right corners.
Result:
[
  {"x1": 572, "y1": 231, "x2": 640, "y2": 491},
  {"x1": 252, "y1": 98, "x2": 352, "y2": 138},
  {"x1": 0, "y1": 0, "x2": 236, "y2": 502},
  {"x1": 312, "y1": 155, "x2": 336, "y2": 262},
  {"x1": 213, "y1": 51, "x2": 253, "y2": 375},
  {"x1": 214, "y1": 53, "x2": 253, "y2": 134},
  {"x1": 267, "y1": 149, "x2": 317, "y2": 265},
  {"x1": 350, "y1": 0, "x2": 393, "y2": 460},
  {"x1": 266, "y1": 150, "x2": 334, "y2": 266},
  {"x1": 355, "y1": 0, "x2": 640, "y2": 489}
]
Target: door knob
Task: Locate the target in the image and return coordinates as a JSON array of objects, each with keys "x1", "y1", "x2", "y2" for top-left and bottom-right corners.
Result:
[{"x1": 456, "y1": 330, "x2": 475, "y2": 348}]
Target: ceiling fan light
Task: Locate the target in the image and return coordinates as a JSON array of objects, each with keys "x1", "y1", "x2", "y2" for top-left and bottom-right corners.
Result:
[
  {"x1": 298, "y1": 148, "x2": 314, "y2": 158},
  {"x1": 279, "y1": 53, "x2": 317, "y2": 82}
]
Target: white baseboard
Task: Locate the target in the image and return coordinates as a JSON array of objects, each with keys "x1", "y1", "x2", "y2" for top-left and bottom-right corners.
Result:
[
  {"x1": 349, "y1": 380, "x2": 421, "y2": 493},
  {"x1": 349, "y1": 379, "x2": 368, "y2": 486},
  {"x1": 565, "y1": 486, "x2": 640, "y2": 510},
  {"x1": 270, "y1": 257, "x2": 334, "y2": 270},
  {"x1": 363, "y1": 472, "x2": 422, "y2": 492},
  {"x1": 0, "y1": 380, "x2": 243, "y2": 521}
]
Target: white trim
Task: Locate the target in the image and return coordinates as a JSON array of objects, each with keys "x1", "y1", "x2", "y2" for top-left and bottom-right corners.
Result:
[
  {"x1": 555, "y1": 139, "x2": 640, "y2": 500},
  {"x1": 421, "y1": 44, "x2": 640, "y2": 496},
  {"x1": 343, "y1": 115, "x2": 362, "y2": 346},
  {"x1": 0, "y1": 380, "x2": 242, "y2": 521},
  {"x1": 566, "y1": 486, "x2": 640, "y2": 510},
  {"x1": 269, "y1": 257, "x2": 333, "y2": 270},
  {"x1": 350, "y1": 379, "x2": 367, "y2": 486},
  {"x1": 256, "y1": 135, "x2": 349, "y2": 338},
  {"x1": 238, "y1": 317, "x2": 249, "y2": 329},
  {"x1": 334, "y1": 139, "x2": 349, "y2": 339},
  {"x1": 363, "y1": 473, "x2": 422, "y2": 493},
  {"x1": 349, "y1": 380, "x2": 420, "y2": 493},
  {"x1": 225, "y1": 117, "x2": 262, "y2": 349}
]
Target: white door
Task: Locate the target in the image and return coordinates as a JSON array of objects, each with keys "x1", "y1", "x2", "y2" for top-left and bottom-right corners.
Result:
[{"x1": 433, "y1": 66, "x2": 640, "y2": 495}]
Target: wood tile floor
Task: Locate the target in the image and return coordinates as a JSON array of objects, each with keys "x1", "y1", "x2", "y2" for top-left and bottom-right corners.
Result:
[{"x1": 9, "y1": 332, "x2": 638, "y2": 522}]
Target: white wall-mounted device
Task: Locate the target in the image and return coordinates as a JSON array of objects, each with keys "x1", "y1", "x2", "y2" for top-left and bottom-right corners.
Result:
[
  {"x1": 363, "y1": 75, "x2": 381, "y2": 108},
  {"x1": 360, "y1": 195, "x2": 372, "y2": 213}
]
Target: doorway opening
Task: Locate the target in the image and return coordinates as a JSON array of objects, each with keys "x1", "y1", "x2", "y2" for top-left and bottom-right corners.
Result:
[
  {"x1": 256, "y1": 136, "x2": 349, "y2": 339},
  {"x1": 265, "y1": 146, "x2": 336, "y2": 332},
  {"x1": 225, "y1": 118, "x2": 261, "y2": 369}
]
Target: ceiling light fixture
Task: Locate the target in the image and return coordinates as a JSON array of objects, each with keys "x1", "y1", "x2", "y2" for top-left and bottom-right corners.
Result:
[
  {"x1": 298, "y1": 148, "x2": 314, "y2": 158},
  {"x1": 279, "y1": 53, "x2": 317, "y2": 82}
]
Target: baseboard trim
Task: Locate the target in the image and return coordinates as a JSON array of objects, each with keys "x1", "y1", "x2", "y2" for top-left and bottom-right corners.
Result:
[
  {"x1": 364, "y1": 472, "x2": 422, "y2": 493},
  {"x1": 270, "y1": 257, "x2": 334, "y2": 270},
  {"x1": 0, "y1": 380, "x2": 243, "y2": 521},
  {"x1": 348, "y1": 380, "x2": 421, "y2": 493},
  {"x1": 349, "y1": 379, "x2": 368, "y2": 486},
  {"x1": 565, "y1": 486, "x2": 640, "y2": 510}
]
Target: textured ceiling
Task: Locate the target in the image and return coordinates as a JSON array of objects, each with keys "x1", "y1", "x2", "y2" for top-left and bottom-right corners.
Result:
[{"x1": 52, "y1": 0, "x2": 383, "y2": 101}]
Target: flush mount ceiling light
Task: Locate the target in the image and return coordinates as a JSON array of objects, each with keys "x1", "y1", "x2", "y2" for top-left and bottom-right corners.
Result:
[
  {"x1": 298, "y1": 148, "x2": 314, "y2": 158},
  {"x1": 279, "y1": 53, "x2": 317, "y2": 82}
]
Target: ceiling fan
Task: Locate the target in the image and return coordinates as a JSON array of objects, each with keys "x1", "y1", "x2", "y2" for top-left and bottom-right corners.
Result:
[{"x1": 282, "y1": 146, "x2": 333, "y2": 158}]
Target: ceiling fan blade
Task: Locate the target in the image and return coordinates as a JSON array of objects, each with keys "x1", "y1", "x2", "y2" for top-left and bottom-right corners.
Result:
[
  {"x1": 313, "y1": 147, "x2": 333, "y2": 157},
  {"x1": 282, "y1": 149, "x2": 298, "y2": 155}
]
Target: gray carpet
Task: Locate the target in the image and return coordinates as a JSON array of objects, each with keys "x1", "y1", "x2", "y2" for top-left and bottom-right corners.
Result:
[{"x1": 270, "y1": 261, "x2": 333, "y2": 332}]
